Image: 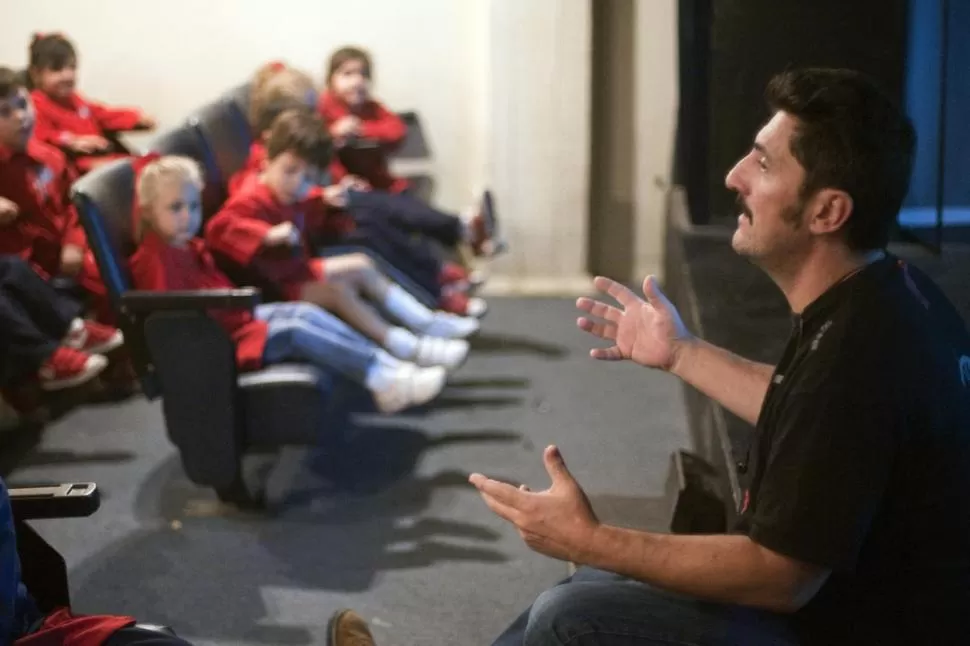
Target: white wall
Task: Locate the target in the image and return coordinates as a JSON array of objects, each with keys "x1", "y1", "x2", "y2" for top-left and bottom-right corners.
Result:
[
  {"x1": 0, "y1": 0, "x2": 679, "y2": 290},
  {"x1": 0, "y1": 0, "x2": 486, "y2": 212},
  {"x1": 634, "y1": 0, "x2": 680, "y2": 280}
]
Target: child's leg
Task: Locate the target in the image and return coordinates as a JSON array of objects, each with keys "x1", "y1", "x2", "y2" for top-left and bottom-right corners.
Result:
[
  {"x1": 256, "y1": 302, "x2": 379, "y2": 382},
  {"x1": 348, "y1": 189, "x2": 463, "y2": 246},
  {"x1": 321, "y1": 253, "x2": 479, "y2": 339},
  {"x1": 338, "y1": 210, "x2": 443, "y2": 296},
  {"x1": 0, "y1": 292, "x2": 62, "y2": 387},
  {"x1": 255, "y1": 302, "x2": 447, "y2": 413},
  {"x1": 0, "y1": 256, "x2": 81, "y2": 340}
]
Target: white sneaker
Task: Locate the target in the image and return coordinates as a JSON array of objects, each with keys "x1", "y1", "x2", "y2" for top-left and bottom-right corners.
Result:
[
  {"x1": 466, "y1": 297, "x2": 488, "y2": 319},
  {"x1": 372, "y1": 364, "x2": 447, "y2": 414},
  {"x1": 413, "y1": 336, "x2": 470, "y2": 371},
  {"x1": 422, "y1": 312, "x2": 480, "y2": 339}
]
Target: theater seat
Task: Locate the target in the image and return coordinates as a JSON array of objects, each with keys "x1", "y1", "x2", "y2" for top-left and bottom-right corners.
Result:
[
  {"x1": 188, "y1": 97, "x2": 253, "y2": 204},
  {"x1": 70, "y1": 160, "x2": 347, "y2": 506},
  {"x1": 224, "y1": 82, "x2": 252, "y2": 128},
  {"x1": 11, "y1": 482, "x2": 176, "y2": 636},
  {"x1": 149, "y1": 125, "x2": 227, "y2": 218}
]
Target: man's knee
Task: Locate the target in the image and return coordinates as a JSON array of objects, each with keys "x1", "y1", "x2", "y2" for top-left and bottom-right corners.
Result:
[{"x1": 523, "y1": 583, "x2": 589, "y2": 646}]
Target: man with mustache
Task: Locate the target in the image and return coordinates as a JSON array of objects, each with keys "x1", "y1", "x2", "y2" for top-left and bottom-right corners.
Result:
[{"x1": 328, "y1": 68, "x2": 970, "y2": 646}]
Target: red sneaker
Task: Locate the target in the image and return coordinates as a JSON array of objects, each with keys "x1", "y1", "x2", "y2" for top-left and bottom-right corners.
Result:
[
  {"x1": 439, "y1": 262, "x2": 470, "y2": 286},
  {"x1": 65, "y1": 320, "x2": 124, "y2": 355},
  {"x1": 438, "y1": 291, "x2": 488, "y2": 318},
  {"x1": 38, "y1": 347, "x2": 108, "y2": 391}
]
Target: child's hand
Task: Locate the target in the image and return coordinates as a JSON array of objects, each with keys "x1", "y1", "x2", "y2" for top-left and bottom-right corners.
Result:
[
  {"x1": 69, "y1": 135, "x2": 110, "y2": 154},
  {"x1": 341, "y1": 175, "x2": 371, "y2": 192},
  {"x1": 136, "y1": 115, "x2": 157, "y2": 130},
  {"x1": 0, "y1": 197, "x2": 20, "y2": 225},
  {"x1": 264, "y1": 222, "x2": 300, "y2": 247},
  {"x1": 322, "y1": 185, "x2": 348, "y2": 208},
  {"x1": 60, "y1": 244, "x2": 85, "y2": 276},
  {"x1": 330, "y1": 116, "x2": 361, "y2": 140}
]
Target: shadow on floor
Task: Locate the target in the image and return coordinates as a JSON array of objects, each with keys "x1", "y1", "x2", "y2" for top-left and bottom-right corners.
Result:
[
  {"x1": 67, "y1": 421, "x2": 522, "y2": 644},
  {"x1": 470, "y1": 333, "x2": 569, "y2": 358}
]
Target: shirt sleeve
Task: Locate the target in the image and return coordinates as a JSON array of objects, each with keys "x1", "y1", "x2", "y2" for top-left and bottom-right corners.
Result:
[
  {"x1": 204, "y1": 200, "x2": 273, "y2": 266},
  {"x1": 358, "y1": 102, "x2": 407, "y2": 147},
  {"x1": 747, "y1": 329, "x2": 900, "y2": 570},
  {"x1": 88, "y1": 100, "x2": 144, "y2": 132}
]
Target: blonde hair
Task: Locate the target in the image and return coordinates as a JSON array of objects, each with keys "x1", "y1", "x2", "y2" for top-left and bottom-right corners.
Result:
[
  {"x1": 249, "y1": 67, "x2": 317, "y2": 132},
  {"x1": 251, "y1": 60, "x2": 288, "y2": 99},
  {"x1": 136, "y1": 155, "x2": 203, "y2": 241}
]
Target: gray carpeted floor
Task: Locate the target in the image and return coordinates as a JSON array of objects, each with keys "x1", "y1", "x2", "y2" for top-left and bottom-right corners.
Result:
[{"x1": 6, "y1": 297, "x2": 690, "y2": 646}]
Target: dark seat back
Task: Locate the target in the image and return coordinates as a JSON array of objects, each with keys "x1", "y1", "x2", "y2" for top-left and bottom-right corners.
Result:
[
  {"x1": 189, "y1": 98, "x2": 253, "y2": 205},
  {"x1": 224, "y1": 82, "x2": 252, "y2": 131},
  {"x1": 149, "y1": 125, "x2": 226, "y2": 218},
  {"x1": 70, "y1": 159, "x2": 136, "y2": 303},
  {"x1": 70, "y1": 159, "x2": 158, "y2": 396}
]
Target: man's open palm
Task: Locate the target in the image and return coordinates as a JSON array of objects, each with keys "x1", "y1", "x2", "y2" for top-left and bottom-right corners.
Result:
[{"x1": 576, "y1": 275, "x2": 691, "y2": 371}]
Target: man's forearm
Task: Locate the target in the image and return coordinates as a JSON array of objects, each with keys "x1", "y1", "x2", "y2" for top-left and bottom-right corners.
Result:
[
  {"x1": 581, "y1": 525, "x2": 811, "y2": 613},
  {"x1": 670, "y1": 338, "x2": 774, "y2": 426}
]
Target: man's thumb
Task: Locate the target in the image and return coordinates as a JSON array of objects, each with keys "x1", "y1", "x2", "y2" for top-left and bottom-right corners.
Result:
[{"x1": 543, "y1": 445, "x2": 573, "y2": 485}]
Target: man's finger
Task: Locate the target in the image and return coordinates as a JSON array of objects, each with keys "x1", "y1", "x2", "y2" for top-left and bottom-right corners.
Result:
[
  {"x1": 589, "y1": 346, "x2": 624, "y2": 361},
  {"x1": 469, "y1": 473, "x2": 529, "y2": 508},
  {"x1": 478, "y1": 490, "x2": 522, "y2": 526},
  {"x1": 594, "y1": 276, "x2": 638, "y2": 308},
  {"x1": 641, "y1": 275, "x2": 670, "y2": 308},
  {"x1": 543, "y1": 445, "x2": 575, "y2": 486},
  {"x1": 576, "y1": 317, "x2": 616, "y2": 341},
  {"x1": 576, "y1": 297, "x2": 622, "y2": 323}
]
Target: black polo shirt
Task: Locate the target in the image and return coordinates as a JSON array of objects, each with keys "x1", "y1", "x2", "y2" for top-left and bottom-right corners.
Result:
[{"x1": 733, "y1": 254, "x2": 970, "y2": 645}]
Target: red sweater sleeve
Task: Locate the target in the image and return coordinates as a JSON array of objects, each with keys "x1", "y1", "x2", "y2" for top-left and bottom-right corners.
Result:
[
  {"x1": 358, "y1": 102, "x2": 406, "y2": 147},
  {"x1": 89, "y1": 100, "x2": 144, "y2": 132},
  {"x1": 30, "y1": 101, "x2": 72, "y2": 147},
  {"x1": 57, "y1": 163, "x2": 88, "y2": 249},
  {"x1": 204, "y1": 198, "x2": 274, "y2": 266}
]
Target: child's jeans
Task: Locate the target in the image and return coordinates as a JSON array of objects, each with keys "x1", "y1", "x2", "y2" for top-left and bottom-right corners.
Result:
[{"x1": 255, "y1": 302, "x2": 378, "y2": 384}]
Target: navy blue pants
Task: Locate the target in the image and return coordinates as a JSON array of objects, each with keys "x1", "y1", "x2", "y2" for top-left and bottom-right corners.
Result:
[
  {"x1": 0, "y1": 256, "x2": 81, "y2": 388},
  {"x1": 326, "y1": 190, "x2": 466, "y2": 299}
]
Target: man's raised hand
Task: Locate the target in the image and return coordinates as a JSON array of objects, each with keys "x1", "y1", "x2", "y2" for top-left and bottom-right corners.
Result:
[{"x1": 576, "y1": 275, "x2": 692, "y2": 371}]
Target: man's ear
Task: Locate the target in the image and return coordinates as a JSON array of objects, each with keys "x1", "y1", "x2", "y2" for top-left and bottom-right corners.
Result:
[{"x1": 807, "y1": 188, "x2": 854, "y2": 236}]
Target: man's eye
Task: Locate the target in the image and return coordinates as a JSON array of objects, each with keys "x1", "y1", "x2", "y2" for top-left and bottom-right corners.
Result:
[{"x1": 758, "y1": 156, "x2": 768, "y2": 171}]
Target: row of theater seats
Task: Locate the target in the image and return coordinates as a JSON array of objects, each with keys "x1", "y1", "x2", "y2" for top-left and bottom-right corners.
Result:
[{"x1": 68, "y1": 82, "x2": 421, "y2": 507}]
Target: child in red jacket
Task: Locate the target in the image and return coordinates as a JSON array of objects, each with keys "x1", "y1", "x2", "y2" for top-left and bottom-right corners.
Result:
[
  {"x1": 27, "y1": 33, "x2": 155, "y2": 175},
  {"x1": 0, "y1": 66, "x2": 111, "y2": 321},
  {"x1": 249, "y1": 71, "x2": 494, "y2": 313},
  {"x1": 205, "y1": 109, "x2": 477, "y2": 369},
  {"x1": 129, "y1": 154, "x2": 449, "y2": 413}
]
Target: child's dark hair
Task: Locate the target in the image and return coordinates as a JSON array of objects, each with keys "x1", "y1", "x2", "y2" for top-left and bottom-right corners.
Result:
[
  {"x1": 0, "y1": 67, "x2": 25, "y2": 98},
  {"x1": 28, "y1": 33, "x2": 77, "y2": 75},
  {"x1": 265, "y1": 109, "x2": 332, "y2": 168},
  {"x1": 327, "y1": 46, "x2": 372, "y2": 82}
]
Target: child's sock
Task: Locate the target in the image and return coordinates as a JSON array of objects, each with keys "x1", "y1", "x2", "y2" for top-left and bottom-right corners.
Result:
[
  {"x1": 384, "y1": 326, "x2": 419, "y2": 360},
  {"x1": 382, "y1": 285, "x2": 435, "y2": 331}
]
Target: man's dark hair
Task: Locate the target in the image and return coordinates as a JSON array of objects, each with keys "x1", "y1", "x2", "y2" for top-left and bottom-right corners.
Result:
[
  {"x1": 0, "y1": 67, "x2": 24, "y2": 98},
  {"x1": 765, "y1": 68, "x2": 916, "y2": 250},
  {"x1": 265, "y1": 109, "x2": 332, "y2": 168}
]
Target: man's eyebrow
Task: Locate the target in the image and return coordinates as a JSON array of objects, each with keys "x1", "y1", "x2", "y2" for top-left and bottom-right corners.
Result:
[{"x1": 753, "y1": 141, "x2": 770, "y2": 158}]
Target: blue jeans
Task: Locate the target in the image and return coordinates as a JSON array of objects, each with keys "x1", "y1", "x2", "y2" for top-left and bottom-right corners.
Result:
[
  {"x1": 347, "y1": 189, "x2": 463, "y2": 246},
  {"x1": 255, "y1": 302, "x2": 377, "y2": 384},
  {"x1": 491, "y1": 567, "x2": 798, "y2": 646}
]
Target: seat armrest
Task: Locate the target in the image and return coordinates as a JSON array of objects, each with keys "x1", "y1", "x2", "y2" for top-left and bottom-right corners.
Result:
[
  {"x1": 9, "y1": 483, "x2": 101, "y2": 520},
  {"x1": 120, "y1": 288, "x2": 261, "y2": 313}
]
